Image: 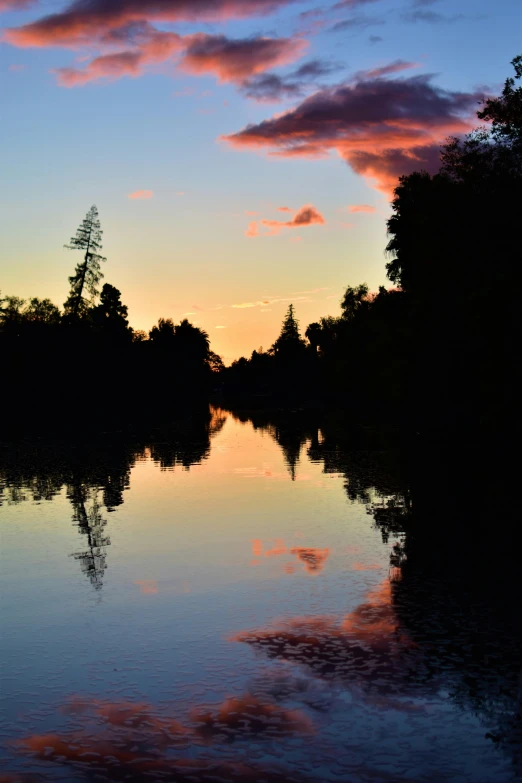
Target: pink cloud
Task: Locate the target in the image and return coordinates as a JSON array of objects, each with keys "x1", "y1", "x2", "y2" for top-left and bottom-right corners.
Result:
[
  {"x1": 0, "y1": 0, "x2": 33, "y2": 9},
  {"x1": 5, "y1": 0, "x2": 297, "y2": 49},
  {"x1": 128, "y1": 189, "x2": 153, "y2": 199},
  {"x1": 245, "y1": 221, "x2": 259, "y2": 237},
  {"x1": 261, "y1": 204, "x2": 325, "y2": 232},
  {"x1": 53, "y1": 28, "x2": 185, "y2": 85},
  {"x1": 8, "y1": 63, "x2": 25, "y2": 71},
  {"x1": 221, "y1": 74, "x2": 484, "y2": 193},
  {"x1": 348, "y1": 204, "x2": 376, "y2": 212},
  {"x1": 353, "y1": 59, "x2": 419, "y2": 81},
  {"x1": 277, "y1": 206, "x2": 293, "y2": 212},
  {"x1": 179, "y1": 34, "x2": 307, "y2": 84}
]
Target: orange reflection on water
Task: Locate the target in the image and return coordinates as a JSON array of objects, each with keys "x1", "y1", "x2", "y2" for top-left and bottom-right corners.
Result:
[
  {"x1": 134, "y1": 579, "x2": 159, "y2": 594},
  {"x1": 18, "y1": 693, "x2": 314, "y2": 783},
  {"x1": 230, "y1": 576, "x2": 417, "y2": 690},
  {"x1": 251, "y1": 539, "x2": 330, "y2": 575},
  {"x1": 290, "y1": 547, "x2": 329, "y2": 574}
]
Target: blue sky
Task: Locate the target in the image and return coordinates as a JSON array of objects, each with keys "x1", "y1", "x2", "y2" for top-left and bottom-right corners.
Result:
[{"x1": 1, "y1": 0, "x2": 519, "y2": 360}]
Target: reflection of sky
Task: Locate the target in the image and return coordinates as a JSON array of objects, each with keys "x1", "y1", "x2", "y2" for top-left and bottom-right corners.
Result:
[{"x1": 0, "y1": 412, "x2": 516, "y2": 782}]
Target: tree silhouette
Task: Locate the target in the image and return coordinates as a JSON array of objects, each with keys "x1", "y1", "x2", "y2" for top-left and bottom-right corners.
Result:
[
  {"x1": 271, "y1": 304, "x2": 306, "y2": 360},
  {"x1": 340, "y1": 284, "x2": 369, "y2": 320},
  {"x1": 23, "y1": 297, "x2": 61, "y2": 324},
  {"x1": 149, "y1": 317, "x2": 176, "y2": 348},
  {"x1": 92, "y1": 283, "x2": 129, "y2": 333},
  {"x1": 63, "y1": 205, "x2": 106, "y2": 319}
]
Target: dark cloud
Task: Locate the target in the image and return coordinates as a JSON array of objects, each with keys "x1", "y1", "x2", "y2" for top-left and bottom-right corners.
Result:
[
  {"x1": 243, "y1": 58, "x2": 343, "y2": 102},
  {"x1": 261, "y1": 204, "x2": 325, "y2": 231},
  {"x1": 179, "y1": 33, "x2": 307, "y2": 83},
  {"x1": 353, "y1": 58, "x2": 417, "y2": 80},
  {"x1": 402, "y1": 8, "x2": 466, "y2": 23},
  {"x1": 0, "y1": 0, "x2": 34, "y2": 10},
  {"x1": 5, "y1": 0, "x2": 298, "y2": 47},
  {"x1": 222, "y1": 73, "x2": 484, "y2": 192},
  {"x1": 332, "y1": 0, "x2": 381, "y2": 8},
  {"x1": 47, "y1": 28, "x2": 305, "y2": 87},
  {"x1": 368, "y1": 34, "x2": 383, "y2": 43},
  {"x1": 242, "y1": 72, "x2": 304, "y2": 101},
  {"x1": 292, "y1": 58, "x2": 342, "y2": 78},
  {"x1": 329, "y1": 14, "x2": 385, "y2": 32}
]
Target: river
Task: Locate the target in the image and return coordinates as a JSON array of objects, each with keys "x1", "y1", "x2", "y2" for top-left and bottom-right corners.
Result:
[{"x1": 1, "y1": 407, "x2": 520, "y2": 782}]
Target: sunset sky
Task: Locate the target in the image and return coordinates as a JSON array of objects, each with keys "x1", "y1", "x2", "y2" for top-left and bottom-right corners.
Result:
[{"x1": 1, "y1": 0, "x2": 518, "y2": 361}]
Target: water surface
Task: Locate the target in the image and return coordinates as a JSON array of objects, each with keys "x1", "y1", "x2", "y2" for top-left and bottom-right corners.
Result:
[{"x1": 1, "y1": 408, "x2": 520, "y2": 782}]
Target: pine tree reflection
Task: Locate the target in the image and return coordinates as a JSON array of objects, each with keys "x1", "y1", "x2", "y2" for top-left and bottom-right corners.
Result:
[
  {"x1": 228, "y1": 409, "x2": 318, "y2": 481},
  {"x1": 68, "y1": 484, "x2": 110, "y2": 590},
  {"x1": 0, "y1": 409, "x2": 220, "y2": 590}
]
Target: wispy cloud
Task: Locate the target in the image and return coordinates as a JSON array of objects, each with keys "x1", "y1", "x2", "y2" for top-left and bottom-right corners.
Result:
[
  {"x1": 292, "y1": 287, "x2": 328, "y2": 294},
  {"x1": 245, "y1": 221, "x2": 259, "y2": 237},
  {"x1": 128, "y1": 189, "x2": 153, "y2": 199},
  {"x1": 231, "y1": 295, "x2": 313, "y2": 309},
  {"x1": 348, "y1": 204, "x2": 376, "y2": 213}
]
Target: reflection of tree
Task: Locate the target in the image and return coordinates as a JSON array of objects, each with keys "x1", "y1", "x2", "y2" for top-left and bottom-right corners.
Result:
[
  {"x1": 68, "y1": 484, "x2": 111, "y2": 590},
  {"x1": 228, "y1": 409, "x2": 318, "y2": 481},
  {"x1": 0, "y1": 407, "x2": 223, "y2": 591},
  {"x1": 229, "y1": 409, "x2": 522, "y2": 772}
]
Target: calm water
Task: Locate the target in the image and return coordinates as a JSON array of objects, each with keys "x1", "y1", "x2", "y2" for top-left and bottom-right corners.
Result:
[{"x1": 1, "y1": 408, "x2": 521, "y2": 783}]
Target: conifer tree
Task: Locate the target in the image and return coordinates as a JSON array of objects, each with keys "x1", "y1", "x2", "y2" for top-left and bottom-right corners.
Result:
[
  {"x1": 271, "y1": 304, "x2": 306, "y2": 358},
  {"x1": 63, "y1": 205, "x2": 106, "y2": 319}
]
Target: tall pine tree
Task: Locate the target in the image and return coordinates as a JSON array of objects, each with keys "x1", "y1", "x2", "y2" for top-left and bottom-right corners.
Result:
[
  {"x1": 63, "y1": 205, "x2": 106, "y2": 319},
  {"x1": 271, "y1": 304, "x2": 306, "y2": 359}
]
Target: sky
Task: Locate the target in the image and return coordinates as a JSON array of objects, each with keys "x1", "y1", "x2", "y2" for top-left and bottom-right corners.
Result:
[{"x1": 1, "y1": 0, "x2": 520, "y2": 362}]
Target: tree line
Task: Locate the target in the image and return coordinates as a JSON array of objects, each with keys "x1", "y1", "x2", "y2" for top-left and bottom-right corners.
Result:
[
  {"x1": 223, "y1": 56, "x2": 522, "y2": 439},
  {"x1": 1, "y1": 56, "x2": 520, "y2": 438}
]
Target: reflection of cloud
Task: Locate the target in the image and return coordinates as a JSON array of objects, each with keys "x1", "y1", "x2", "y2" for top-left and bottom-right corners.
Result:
[
  {"x1": 351, "y1": 561, "x2": 382, "y2": 571},
  {"x1": 19, "y1": 693, "x2": 314, "y2": 783},
  {"x1": 190, "y1": 694, "x2": 313, "y2": 740},
  {"x1": 290, "y1": 547, "x2": 329, "y2": 574},
  {"x1": 134, "y1": 579, "x2": 158, "y2": 594},
  {"x1": 231, "y1": 578, "x2": 421, "y2": 691},
  {"x1": 251, "y1": 539, "x2": 330, "y2": 574}
]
